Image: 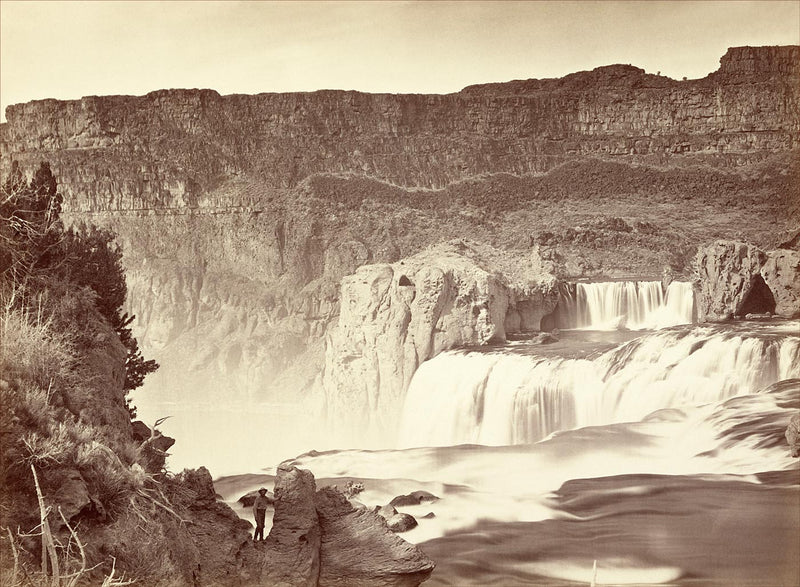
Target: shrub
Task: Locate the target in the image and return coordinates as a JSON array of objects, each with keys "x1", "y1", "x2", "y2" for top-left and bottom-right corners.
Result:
[
  {"x1": 1, "y1": 163, "x2": 158, "y2": 417},
  {"x1": 0, "y1": 304, "x2": 78, "y2": 392},
  {"x1": 0, "y1": 162, "x2": 170, "y2": 585}
]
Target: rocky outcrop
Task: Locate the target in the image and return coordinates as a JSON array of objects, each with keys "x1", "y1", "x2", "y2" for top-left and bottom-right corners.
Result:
[
  {"x1": 694, "y1": 241, "x2": 767, "y2": 321},
  {"x1": 131, "y1": 420, "x2": 176, "y2": 474},
  {"x1": 322, "y1": 240, "x2": 558, "y2": 444},
  {"x1": 716, "y1": 45, "x2": 800, "y2": 77},
  {"x1": 126, "y1": 466, "x2": 263, "y2": 586},
  {"x1": 761, "y1": 249, "x2": 800, "y2": 318},
  {"x1": 316, "y1": 488, "x2": 432, "y2": 586},
  {"x1": 261, "y1": 465, "x2": 434, "y2": 587},
  {"x1": 694, "y1": 241, "x2": 800, "y2": 321}
]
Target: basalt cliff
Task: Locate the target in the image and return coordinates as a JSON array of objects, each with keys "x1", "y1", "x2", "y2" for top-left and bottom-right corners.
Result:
[
  {"x1": 2, "y1": 46, "x2": 799, "y2": 204},
  {"x1": 1, "y1": 46, "x2": 798, "y2": 446}
]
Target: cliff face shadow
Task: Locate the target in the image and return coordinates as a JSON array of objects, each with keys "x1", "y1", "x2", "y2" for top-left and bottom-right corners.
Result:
[{"x1": 738, "y1": 274, "x2": 777, "y2": 315}]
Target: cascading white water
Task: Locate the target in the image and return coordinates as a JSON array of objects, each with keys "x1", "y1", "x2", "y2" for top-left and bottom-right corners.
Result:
[
  {"x1": 558, "y1": 281, "x2": 694, "y2": 330},
  {"x1": 398, "y1": 324, "x2": 800, "y2": 448}
]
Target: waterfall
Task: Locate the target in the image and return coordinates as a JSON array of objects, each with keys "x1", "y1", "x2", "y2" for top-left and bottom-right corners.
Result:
[
  {"x1": 557, "y1": 281, "x2": 694, "y2": 330},
  {"x1": 398, "y1": 325, "x2": 800, "y2": 448}
]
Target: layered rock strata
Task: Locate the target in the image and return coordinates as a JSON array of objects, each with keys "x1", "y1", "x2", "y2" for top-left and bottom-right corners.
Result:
[
  {"x1": 1, "y1": 46, "x2": 798, "y2": 209},
  {"x1": 322, "y1": 240, "x2": 558, "y2": 443},
  {"x1": 694, "y1": 240, "x2": 800, "y2": 320}
]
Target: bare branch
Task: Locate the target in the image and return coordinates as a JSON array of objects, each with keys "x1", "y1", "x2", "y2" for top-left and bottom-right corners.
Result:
[
  {"x1": 153, "y1": 416, "x2": 171, "y2": 429},
  {"x1": 58, "y1": 507, "x2": 87, "y2": 587},
  {"x1": 3, "y1": 526, "x2": 22, "y2": 587},
  {"x1": 30, "y1": 464, "x2": 59, "y2": 584},
  {"x1": 101, "y1": 557, "x2": 136, "y2": 586}
]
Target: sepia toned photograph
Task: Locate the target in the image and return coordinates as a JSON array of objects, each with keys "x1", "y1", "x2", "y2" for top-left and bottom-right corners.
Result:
[{"x1": 1, "y1": 1, "x2": 798, "y2": 585}]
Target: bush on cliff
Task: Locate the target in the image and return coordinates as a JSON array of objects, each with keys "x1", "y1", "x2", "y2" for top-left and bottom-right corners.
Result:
[
  {"x1": 0, "y1": 161, "x2": 158, "y2": 415},
  {"x1": 0, "y1": 162, "x2": 171, "y2": 584}
]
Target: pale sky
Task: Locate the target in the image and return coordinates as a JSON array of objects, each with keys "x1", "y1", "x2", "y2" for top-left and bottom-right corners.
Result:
[{"x1": 1, "y1": 1, "x2": 799, "y2": 122}]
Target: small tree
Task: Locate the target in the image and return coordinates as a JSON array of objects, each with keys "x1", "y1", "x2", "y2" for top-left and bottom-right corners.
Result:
[
  {"x1": 57, "y1": 225, "x2": 159, "y2": 415},
  {"x1": 0, "y1": 161, "x2": 64, "y2": 286}
]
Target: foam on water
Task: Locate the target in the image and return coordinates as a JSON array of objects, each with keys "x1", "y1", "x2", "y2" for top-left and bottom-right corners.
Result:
[
  {"x1": 289, "y1": 377, "x2": 799, "y2": 544},
  {"x1": 398, "y1": 324, "x2": 800, "y2": 448}
]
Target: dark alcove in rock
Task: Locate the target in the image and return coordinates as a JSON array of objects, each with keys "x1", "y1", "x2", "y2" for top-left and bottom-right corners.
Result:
[
  {"x1": 540, "y1": 311, "x2": 558, "y2": 332},
  {"x1": 737, "y1": 274, "x2": 776, "y2": 315}
]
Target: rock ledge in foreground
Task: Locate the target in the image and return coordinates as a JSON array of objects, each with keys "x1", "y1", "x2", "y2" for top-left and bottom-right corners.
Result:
[{"x1": 262, "y1": 465, "x2": 434, "y2": 587}]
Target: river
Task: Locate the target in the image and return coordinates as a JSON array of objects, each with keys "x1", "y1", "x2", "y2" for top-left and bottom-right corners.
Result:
[{"x1": 135, "y1": 280, "x2": 800, "y2": 586}]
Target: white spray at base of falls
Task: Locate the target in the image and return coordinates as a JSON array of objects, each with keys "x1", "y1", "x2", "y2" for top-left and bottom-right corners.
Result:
[
  {"x1": 292, "y1": 377, "x2": 799, "y2": 544},
  {"x1": 398, "y1": 323, "x2": 800, "y2": 448},
  {"x1": 558, "y1": 281, "x2": 694, "y2": 330}
]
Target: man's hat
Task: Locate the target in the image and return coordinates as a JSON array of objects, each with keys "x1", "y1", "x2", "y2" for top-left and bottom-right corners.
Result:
[{"x1": 258, "y1": 487, "x2": 267, "y2": 494}]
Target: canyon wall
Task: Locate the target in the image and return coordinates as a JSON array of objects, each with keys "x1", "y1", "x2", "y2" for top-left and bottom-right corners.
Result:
[
  {"x1": 1, "y1": 46, "x2": 798, "y2": 211},
  {"x1": 1, "y1": 46, "x2": 798, "y2": 457}
]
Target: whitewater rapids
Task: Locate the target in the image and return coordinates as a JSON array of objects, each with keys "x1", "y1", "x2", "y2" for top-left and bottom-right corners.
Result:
[
  {"x1": 203, "y1": 318, "x2": 800, "y2": 586},
  {"x1": 398, "y1": 322, "x2": 800, "y2": 448}
]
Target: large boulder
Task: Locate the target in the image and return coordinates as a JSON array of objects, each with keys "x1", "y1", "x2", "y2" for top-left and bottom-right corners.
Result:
[
  {"x1": 694, "y1": 241, "x2": 766, "y2": 321},
  {"x1": 761, "y1": 249, "x2": 800, "y2": 318},
  {"x1": 135, "y1": 421, "x2": 177, "y2": 474},
  {"x1": 316, "y1": 487, "x2": 434, "y2": 587},
  {"x1": 385, "y1": 513, "x2": 418, "y2": 533},
  {"x1": 375, "y1": 504, "x2": 398, "y2": 520},
  {"x1": 389, "y1": 491, "x2": 439, "y2": 508},
  {"x1": 323, "y1": 240, "x2": 558, "y2": 444},
  {"x1": 261, "y1": 466, "x2": 434, "y2": 587},
  {"x1": 42, "y1": 468, "x2": 105, "y2": 527}
]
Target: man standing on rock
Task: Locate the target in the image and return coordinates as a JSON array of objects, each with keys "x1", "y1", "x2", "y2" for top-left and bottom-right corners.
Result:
[{"x1": 253, "y1": 487, "x2": 270, "y2": 541}]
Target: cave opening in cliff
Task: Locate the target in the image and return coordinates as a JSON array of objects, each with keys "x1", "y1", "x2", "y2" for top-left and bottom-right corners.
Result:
[
  {"x1": 737, "y1": 274, "x2": 776, "y2": 316},
  {"x1": 540, "y1": 309, "x2": 558, "y2": 332}
]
